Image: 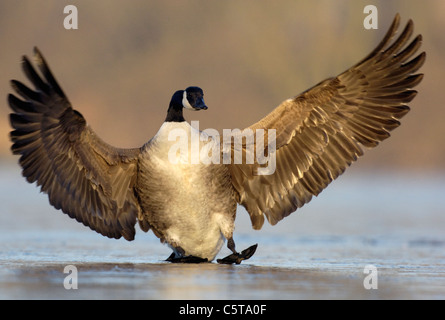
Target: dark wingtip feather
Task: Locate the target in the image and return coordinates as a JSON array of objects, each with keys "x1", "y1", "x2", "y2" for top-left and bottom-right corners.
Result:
[
  {"x1": 355, "y1": 13, "x2": 401, "y2": 67},
  {"x1": 8, "y1": 93, "x2": 33, "y2": 114},
  {"x1": 382, "y1": 18, "x2": 414, "y2": 58},
  {"x1": 403, "y1": 52, "x2": 426, "y2": 74},
  {"x1": 11, "y1": 79, "x2": 42, "y2": 102},
  {"x1": 33, "y1": 47, "x2": 68, "y2": 99},
  {"x1": 21, "y1": 54, "x2": 49, "y2": 93}
]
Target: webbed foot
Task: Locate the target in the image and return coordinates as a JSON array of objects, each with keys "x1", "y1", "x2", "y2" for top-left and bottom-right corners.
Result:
[
  {"x1": 166, "y1": 252, "x2": 209, "y2": 263},
  {"x1": 217, "y1": 243, "x2": 258, "y2": 265}
]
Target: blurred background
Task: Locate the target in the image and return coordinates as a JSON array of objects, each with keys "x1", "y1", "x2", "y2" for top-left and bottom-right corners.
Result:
[{"x1": 0, "y1": 0, "x2": 444, "y2": 171}]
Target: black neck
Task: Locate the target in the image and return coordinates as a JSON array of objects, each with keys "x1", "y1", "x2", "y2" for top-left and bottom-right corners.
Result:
[
  {"x1": 165, "y1": 102, "x2": 185, "y2": 122},
  {"x1": 165, "y1": 90, "x2": 186, "y2": 122}
]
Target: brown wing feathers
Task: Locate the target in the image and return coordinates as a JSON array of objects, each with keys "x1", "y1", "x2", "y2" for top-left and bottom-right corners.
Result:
[
  {"x1": 230, "y1": 14, "x2": 425, "y2": 229},
  {"x1": 9, "y1": 48, "x2": 141, "y2": 240}
]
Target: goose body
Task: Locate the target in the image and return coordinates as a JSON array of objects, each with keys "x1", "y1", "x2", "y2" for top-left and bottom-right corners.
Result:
[
  {"x1": 137, "y1": 121, "x2": 236, "y2": 261},
  {"x1": 8, "y1": 15, "x2": 425, "y2": 263}
]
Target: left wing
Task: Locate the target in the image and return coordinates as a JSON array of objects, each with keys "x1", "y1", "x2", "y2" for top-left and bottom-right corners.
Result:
[{"x1": 228, "y1": 14, "x2": 425, "y2": 229}]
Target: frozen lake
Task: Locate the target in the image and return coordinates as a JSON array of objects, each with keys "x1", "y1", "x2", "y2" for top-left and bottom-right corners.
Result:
[{"x1": 1, "y1": 162, "x2": 444, "y2": 300}]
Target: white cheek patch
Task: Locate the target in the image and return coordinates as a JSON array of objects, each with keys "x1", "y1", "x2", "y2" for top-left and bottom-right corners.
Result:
[{"x1": 182, "y1": 91, "x2": 195, "y2": 110}]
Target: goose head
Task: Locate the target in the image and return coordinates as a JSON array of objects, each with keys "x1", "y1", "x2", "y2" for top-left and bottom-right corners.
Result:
[{"x1": 165, "y1": 86, "x2": 207, "y2": 122}]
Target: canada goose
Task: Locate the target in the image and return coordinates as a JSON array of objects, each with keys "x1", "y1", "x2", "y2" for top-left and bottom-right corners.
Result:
[{"x1": 9, "y1": 14, "x2": 424, "y2": 264}]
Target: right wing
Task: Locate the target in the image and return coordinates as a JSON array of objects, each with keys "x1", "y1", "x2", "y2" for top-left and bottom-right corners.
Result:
[{"x1": 9, "y1": 47, "x2": 143, "y2": 241}]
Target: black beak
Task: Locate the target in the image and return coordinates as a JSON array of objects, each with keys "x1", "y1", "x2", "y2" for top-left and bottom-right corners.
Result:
[{"x1": 195, "y1": 98, "x2": 208, "y2": 110}]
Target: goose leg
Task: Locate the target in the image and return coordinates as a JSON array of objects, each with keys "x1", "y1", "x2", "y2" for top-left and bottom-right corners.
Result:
[{"x1": 217, "y1": 238, "x2": 258, "y2": 265}]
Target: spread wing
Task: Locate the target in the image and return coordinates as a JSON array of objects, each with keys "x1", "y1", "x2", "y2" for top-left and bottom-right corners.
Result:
[
  {"x1": 9, "y1": 47, "x2": 142, "y2": 240},
  {"x1": 228, "y1": 14, "x2": 425, "y2": 229}
]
